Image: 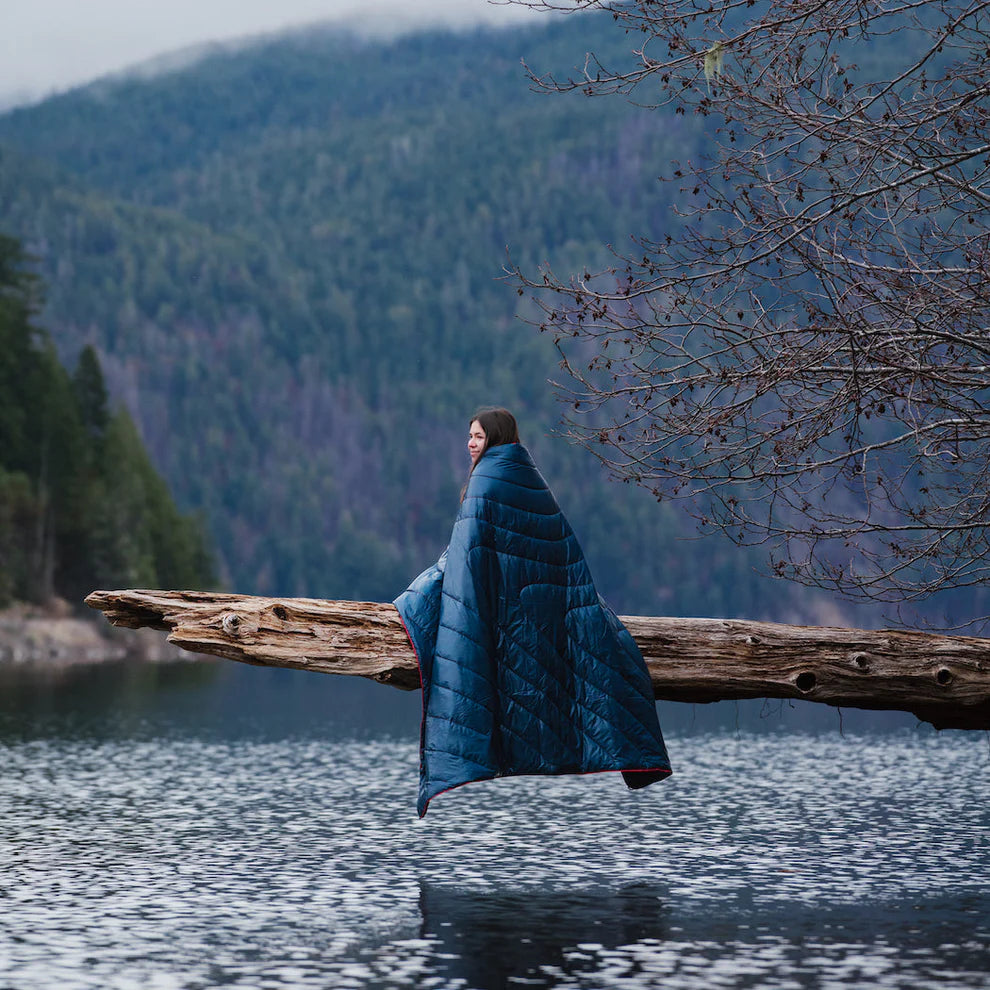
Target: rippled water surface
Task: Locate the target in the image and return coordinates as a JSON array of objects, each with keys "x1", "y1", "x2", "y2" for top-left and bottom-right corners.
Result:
[{"x1": 1, "y1": 663, "x2": 988, "y2": 989}]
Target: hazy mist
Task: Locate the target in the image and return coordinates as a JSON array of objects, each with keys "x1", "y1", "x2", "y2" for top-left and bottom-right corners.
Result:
[{"x1": 0, "y1": 0, "x2": 539, "y2": 106}]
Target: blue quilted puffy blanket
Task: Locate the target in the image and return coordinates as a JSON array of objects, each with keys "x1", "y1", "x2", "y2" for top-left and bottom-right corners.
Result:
[{"x1": 395, "y1": 442, "x2": 672, "y2": 817}]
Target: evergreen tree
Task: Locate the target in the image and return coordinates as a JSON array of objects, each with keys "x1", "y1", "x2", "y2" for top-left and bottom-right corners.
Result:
[
  {"x1": 0, "y1": 231, "x2": 215, "y2": 606},
  {"x1": 0, "y1": 233, "x2": 40, "y2": 475},
  {"x1": 72, "y1": 344, "x2": 109, "y2": 443}
]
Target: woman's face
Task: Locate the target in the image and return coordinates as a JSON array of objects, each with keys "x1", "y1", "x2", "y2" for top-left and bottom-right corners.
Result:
[{"x1": 468, "y1": 420, "x2": 486, "y2": 465}]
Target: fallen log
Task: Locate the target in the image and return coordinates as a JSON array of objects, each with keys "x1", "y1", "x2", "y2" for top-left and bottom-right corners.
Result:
[{"x1": 84, "y1": 589, "x2": 990, "y2": 731}]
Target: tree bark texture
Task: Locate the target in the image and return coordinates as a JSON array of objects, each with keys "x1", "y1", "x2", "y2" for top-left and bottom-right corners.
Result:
[{"x1": 85, "y1": 590, "x2": 990, "y2": 730}]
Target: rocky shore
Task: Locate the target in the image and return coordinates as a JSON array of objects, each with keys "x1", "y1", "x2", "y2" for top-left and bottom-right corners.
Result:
[{"x1": 0, "y1": 601, "x2": 198, "y2": 667}]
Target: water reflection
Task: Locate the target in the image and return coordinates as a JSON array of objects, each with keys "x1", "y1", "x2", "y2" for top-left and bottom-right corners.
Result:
[
  {"x1": 418, "y1": 882, "x2": 668, "y2": 989},
  {"x1": 390, "y1": 885, "x2": 990, "y2": 990},
  {"x1": 0, "y1": 658, "x2": 421, "y2": 742},
  {"x1": 0, "y1": 654, "x2": 923, "y2": 748}
]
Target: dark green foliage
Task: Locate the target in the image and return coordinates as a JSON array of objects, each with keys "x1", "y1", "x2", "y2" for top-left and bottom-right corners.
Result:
[
  {"x1": 0, "y1": 17, "x2": 835, "y2": 618},
  {"x1": 0, "y1": 468, "x2": 35, "y2": 604},
  {"x1": 0, "y1": 233, "x2": 40, "y2": 469},
  {"x1": 0, "y1": 233, "x2": 214, "y2": 607},
  {"x1": 72, "y1": 345, "x2": 109, "y2": 442}
]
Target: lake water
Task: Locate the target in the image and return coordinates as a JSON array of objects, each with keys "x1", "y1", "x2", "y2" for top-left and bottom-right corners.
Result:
[{"x1": 1, "y1": 660, "x2": 988, "y2": 989}]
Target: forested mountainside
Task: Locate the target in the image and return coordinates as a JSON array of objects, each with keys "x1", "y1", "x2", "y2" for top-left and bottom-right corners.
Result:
[{"x1": 0, "y1": 14, "x2": 863, "y2": 621}]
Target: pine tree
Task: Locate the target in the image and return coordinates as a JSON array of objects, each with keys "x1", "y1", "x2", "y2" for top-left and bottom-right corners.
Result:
[{"x1": 0, "y1": 231, "x2": 216, "y2": 606}]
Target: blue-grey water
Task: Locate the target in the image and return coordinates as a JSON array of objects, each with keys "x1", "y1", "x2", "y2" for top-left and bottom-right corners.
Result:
[{"x1": 1, "y1": 660, "x2": 988, "y2": 989}]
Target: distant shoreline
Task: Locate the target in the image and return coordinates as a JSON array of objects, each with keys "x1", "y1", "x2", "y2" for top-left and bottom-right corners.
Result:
[{"x1": 0, "y1": 601, "x2": 200, "y2": 667}]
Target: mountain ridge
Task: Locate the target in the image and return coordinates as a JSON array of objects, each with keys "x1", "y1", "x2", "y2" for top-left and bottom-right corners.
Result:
[{"x1": 0, "y1": 14, "x2": 870, "y2": 625}]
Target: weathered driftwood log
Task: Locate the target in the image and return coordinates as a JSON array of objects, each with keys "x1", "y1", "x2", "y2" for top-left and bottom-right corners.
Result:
[{"x1": 84, "y1": 589, "x2": 990, "y2": 730}]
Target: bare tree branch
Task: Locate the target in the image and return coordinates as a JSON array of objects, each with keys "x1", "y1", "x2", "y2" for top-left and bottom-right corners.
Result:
[{"x1": 508, "y1": 1, "x2": 990, "y2": 613}]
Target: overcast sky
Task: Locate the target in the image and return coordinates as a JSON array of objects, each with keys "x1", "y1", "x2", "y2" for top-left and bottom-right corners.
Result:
[{"x1": 0, "y1": 0, "x2": 540, "y2": 107}]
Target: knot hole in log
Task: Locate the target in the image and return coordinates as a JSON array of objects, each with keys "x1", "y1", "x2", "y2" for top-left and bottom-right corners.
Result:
[
  {"x1": 795, "y1": 671, "x2": 817, "y2": 693},
  {"x1": 936, "y1": 666, "x2": 953, "y2": 686},
  {"x1": 850, "y1": 652, "x2": 870, "y2": 671},
  {"x1": 273, "y1": 604, "x2": 288, "y2": 620},
  {"x1": 221, "y1": 613, "x2": 241, "y2": 636}
]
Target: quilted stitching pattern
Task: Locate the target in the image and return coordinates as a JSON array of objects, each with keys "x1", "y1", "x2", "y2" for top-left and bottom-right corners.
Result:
[{"x1": 395, "y1": 443, "x2": 671, "y2": 817}]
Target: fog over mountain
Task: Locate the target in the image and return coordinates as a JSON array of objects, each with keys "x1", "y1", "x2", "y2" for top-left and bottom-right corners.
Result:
[{"x1": 0, "y1": 0, "x2": 538, "y2": 106}]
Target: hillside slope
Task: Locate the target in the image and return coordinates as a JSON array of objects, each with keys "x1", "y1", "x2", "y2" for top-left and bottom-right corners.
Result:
[{"x1": 0, "y1": 16, "x2": 835, "y2": 621}]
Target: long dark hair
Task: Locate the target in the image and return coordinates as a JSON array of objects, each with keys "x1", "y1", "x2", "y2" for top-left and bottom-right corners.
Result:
[
  {"x1": 471, "y1": 407, "x2": 520, "y2": 454},
  {"x1": 461, "y1": 407, "x2": 520, "y2": 499}
]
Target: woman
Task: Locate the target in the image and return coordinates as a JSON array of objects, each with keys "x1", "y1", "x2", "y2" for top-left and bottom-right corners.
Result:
[{"x1": 395, "y1": 407, "x2": 671, "y2": 817}]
